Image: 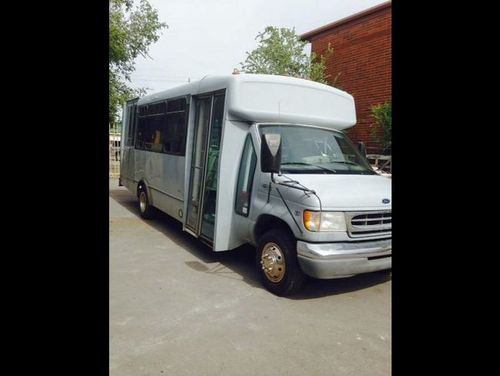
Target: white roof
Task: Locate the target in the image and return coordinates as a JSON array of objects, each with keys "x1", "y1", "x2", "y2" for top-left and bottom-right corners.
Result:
[{"x1": 138, "y1": 74, "x2": 356, "y2": 130}]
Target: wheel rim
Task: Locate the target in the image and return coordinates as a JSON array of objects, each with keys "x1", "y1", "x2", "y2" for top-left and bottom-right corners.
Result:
[
  {"x1": 139, "y1": 191, "x2": 147, "y2": 213},
  {"x1": 261, "y1": 242, "x2": 286, "y2": 283}
]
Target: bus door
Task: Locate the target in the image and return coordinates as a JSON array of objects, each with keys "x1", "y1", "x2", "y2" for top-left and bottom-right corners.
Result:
[{"x1": 185, "y1": 92, "x2": 225, "y2": 243}]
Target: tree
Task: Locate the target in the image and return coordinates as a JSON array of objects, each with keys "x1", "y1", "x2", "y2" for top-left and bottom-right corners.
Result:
[
  {"x1": 240, "y1": 26, "x2": 339, "y2": 85},
  {"x1": 109, "y1": 0, "x2": 167, "y2": 129},
  {"x1": 370, "y1": 101, "x2": 392, "y2": 154}
]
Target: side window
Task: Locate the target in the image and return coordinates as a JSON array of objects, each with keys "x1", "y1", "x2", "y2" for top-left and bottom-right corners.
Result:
[
  {"x1": 126, "y1": 105, "x2": 136, "y2": 146},
  {"x1": 136, "y1": 102, "x2": 166, "y2": 151},
  {"x1": 336, "y1": 134, "x2": 359, "y2": 163},
  {"x1": 136, "y1": 113, "x2": 146, "y2": 149},
  {"x1": 137, "y1": 115, "x2": 160, "y2": 151},
  {"x1": 235, "y1": 135, "x2": 257, "y2": 216},
  {"x1": 163, "y1": 98, "x2": 187, "y2": 155},
  {"x1": 148, "y1": 115, "x2": 165, "y2": 152}
]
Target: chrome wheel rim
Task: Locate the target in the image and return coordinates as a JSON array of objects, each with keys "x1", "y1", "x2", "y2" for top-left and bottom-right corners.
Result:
[
  {"x1": 139, "y1": 191, "x2": 147, "y2": 213},
  {"x1": 261, "y1": 242, "x2": 286, "y2": 283}
]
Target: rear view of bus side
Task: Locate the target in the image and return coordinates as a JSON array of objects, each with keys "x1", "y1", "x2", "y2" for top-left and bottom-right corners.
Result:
[{"x1": 120, "y1": 74, "x2": 392, "y2": 296}]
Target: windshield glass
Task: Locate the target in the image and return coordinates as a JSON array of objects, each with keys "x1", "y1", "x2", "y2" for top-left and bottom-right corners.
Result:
[{"x1": 259, "y1": 124, "x2": 376, "y2": 175}]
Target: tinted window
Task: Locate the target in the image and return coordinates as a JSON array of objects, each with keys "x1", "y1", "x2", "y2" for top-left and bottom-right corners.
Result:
[
  {"x1": 136, "y1": 98, "x2": 188, "y2": 155},
  {"x1": 164, "y1": 99, "x2": 187, "y2": 155},
  {"x1": 136, "y1": 113, "x2": 166, "y2": 152},
  {"x1": 126, "y1": 104, "x2": 136, "y2": 146}
]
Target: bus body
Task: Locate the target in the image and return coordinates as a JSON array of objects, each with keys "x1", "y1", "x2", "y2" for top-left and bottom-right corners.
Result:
[{"x1": 120, "y1": 74, "x2": 391, "y2": 295}]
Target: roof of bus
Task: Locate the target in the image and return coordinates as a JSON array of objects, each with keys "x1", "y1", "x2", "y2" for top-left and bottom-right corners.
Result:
[
  {"x1": 136, "y1": 74, "x2": 356, "y2": 130},
  {"x1": 137, "y1": 74, "x2": 349, "y2": 104}
]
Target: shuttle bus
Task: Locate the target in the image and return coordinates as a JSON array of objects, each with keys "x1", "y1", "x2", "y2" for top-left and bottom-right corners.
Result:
[{"x1": 120, "y1": 74, "x2": 391, "y2": 295}]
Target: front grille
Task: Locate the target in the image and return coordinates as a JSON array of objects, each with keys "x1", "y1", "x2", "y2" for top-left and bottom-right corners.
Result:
[
  {"x1": 347, "y1": 211, "x2": 391, "y2": 238},
  {"x1": 351, "y1": 212, "x2": 392, "y2": 226}
]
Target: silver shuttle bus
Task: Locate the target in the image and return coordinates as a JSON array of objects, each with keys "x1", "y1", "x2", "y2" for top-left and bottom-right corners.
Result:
[{"x1": 120, "y1": 74, "x2": 391, "y2": 295}]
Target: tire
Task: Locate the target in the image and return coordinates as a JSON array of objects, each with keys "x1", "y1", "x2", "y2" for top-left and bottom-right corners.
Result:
[
  {"x1": 138, "y1": 186, "x2": 155, "y2": 219},
  {"x1": 256, "y1": 229, "x2": 305, "y2": 296}
]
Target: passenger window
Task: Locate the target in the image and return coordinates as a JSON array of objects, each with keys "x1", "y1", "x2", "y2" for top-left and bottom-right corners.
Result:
[
  {"x1": 235, "y1": 135, "x2": 257, "y2": 216},
  {"x1": 163, "y1": 99, "x2": 187, "y2": 155},
  {"x1": 136, "y1": 114, "x2": 165, "y2": 151},
  {"x1": 126, "y1": 105, "x2": 136, "y2": 146},
  {"x1": 148, "y1": 115, "x2": 165, "y2": 152},
  {"x1": 136, "y1": 102, "x2": 166, "y2": 152},
  {"x1": 135, "y1": 98, "x2": 188, "y2": 155},
  {"x1": 136, "y1": 116, "x2": 147, "y2": 149}
]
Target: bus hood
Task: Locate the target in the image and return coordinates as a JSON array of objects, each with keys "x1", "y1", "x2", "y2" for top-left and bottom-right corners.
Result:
[{"x1": 287, "y1": 174, "x2": 392, "y2": 211}]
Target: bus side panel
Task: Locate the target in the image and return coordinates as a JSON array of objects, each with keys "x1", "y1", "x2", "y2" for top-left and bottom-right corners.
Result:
[
  {"x1": 144, "y1": 152, "x2": 185, "y2": 201},
  {"x1": 121, "y1": 151, "x2": 136, "y2": 192},
  {"x1": 133, "y1": 150, "x2": 186, "y2": 222},
  {"x1": 134, "y1": 149, "x2": 146, "y2": 192},
  {"x1": 149, "y1": 189, "x2": 184, "y2": 223},
  {"x1": 149, "y1": 153, "x2": 186, "y2": 222},
  {"x1": 120, "y1": 99, "x2": 138, "y2": 192},
  {"x1": 213, "y1": 120, "x2": 250, "y2": 251}
]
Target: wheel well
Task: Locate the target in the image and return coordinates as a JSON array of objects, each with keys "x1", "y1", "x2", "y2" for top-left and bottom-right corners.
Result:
[
  {"x1": 136, "y1": 181, "x2": 146, "y2": 197},
  {"x1": 254, "y1": 214, "x2": 294, "y2": 243}
]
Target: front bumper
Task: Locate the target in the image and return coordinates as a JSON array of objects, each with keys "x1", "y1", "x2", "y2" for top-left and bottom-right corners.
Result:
[{"x1": 296, "y1": 238, "x2": 391, "y2": 279}]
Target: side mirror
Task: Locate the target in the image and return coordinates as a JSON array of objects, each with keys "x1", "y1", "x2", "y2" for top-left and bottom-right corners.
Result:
[
  {"x1": 261, "y1": 133, "x2": 282, "y2": 173},
  {"x1": 357, "y1": 141, "x2": 367, "y2": 158}
]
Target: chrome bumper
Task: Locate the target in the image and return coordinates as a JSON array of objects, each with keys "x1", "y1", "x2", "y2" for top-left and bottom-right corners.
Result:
[{"x1": 296, "y1": 238, "x2": 391, "y2": 279}]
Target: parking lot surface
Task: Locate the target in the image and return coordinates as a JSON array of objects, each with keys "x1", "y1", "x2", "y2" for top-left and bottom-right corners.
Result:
[{"x1": 110, "y1": 179, "x2": 391, "y2": 375}]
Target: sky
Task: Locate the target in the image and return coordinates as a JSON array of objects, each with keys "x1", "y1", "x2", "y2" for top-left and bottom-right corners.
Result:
[{"x1": 130, "y1": 0, "x2": 388, "y2": 94}]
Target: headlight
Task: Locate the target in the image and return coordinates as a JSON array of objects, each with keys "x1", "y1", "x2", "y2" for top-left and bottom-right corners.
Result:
[{"x1": 303, "y1": 210, "x2": 346, "y2": 232}]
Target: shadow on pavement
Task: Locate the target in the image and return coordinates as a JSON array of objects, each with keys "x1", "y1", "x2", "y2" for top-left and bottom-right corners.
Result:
[
  {"x1": 110, "y1": 187, "x2": 261, "y2": 289},
  {"x1": 110, "y1": 185, "x2": 391, "y2": 299},
  {"x1": 290, "y1": 270, "x2": 391, "y2": 300}
]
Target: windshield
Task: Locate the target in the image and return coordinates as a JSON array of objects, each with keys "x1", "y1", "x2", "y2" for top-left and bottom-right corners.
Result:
[{"x1": 259, "y1": 124, "x2": 376, "y2": 175}]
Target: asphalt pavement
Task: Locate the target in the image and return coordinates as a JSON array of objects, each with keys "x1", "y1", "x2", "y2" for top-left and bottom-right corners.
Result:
[{"x1": 110, "y1": 178, "x2": 391, "y2": 376}]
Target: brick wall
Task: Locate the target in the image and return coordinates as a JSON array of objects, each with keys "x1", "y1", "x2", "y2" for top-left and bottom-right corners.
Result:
[{"x1": 304, "y1": 3, "x2": 391, "y2": 152}]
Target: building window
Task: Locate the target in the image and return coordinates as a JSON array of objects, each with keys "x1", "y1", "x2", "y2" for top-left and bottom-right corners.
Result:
[{"x1": 235, "y1": 135, "x2": 257, "y2": 216}]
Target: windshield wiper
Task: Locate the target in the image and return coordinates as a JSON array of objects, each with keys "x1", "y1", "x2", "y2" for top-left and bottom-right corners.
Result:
[
  {"x1": 329, "y1": 160, "x2": 358, "y2": 166},
  {"x1": 281, "y1": 162, "x2": 336, "y2": 173}
]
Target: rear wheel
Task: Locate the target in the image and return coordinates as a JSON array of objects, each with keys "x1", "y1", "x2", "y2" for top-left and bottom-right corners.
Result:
[
  {"x1": 138, "y1": 186, "x2": 155, "y2": 219},
  {"x1": 256, "y1": 229, "x2": 305, "y2": 296}
]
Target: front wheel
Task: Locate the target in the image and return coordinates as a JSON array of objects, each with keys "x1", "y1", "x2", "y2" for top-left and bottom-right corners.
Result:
[{"x1": 256, "y1": 229, "x2": 305, "y2": 296}]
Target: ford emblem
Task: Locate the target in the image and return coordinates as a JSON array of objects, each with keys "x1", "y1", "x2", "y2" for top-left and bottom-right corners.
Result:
[{"x1": 382, "y1": 198, "x2": 390, "y2": 204}]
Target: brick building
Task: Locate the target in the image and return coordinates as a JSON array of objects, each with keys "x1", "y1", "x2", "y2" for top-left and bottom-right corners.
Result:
[{"x1": 301, "y1": 1, "x2": 391, "y2": 153}]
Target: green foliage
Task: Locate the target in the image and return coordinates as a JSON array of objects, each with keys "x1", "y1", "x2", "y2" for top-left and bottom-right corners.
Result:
[
  {"x1": 240, "y1": 26, "x2": 338, "y2": 85},
  {"x1": 370, "y1": 101, "x2": 392, "y2": 153},
  {"x1": 109, "y1": 0, "x2": 167, "y2": 128}
]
